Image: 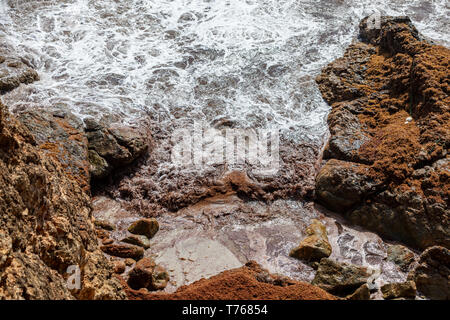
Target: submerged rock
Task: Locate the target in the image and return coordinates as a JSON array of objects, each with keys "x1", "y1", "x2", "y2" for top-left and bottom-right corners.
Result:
[
  {"x1": 290, "y1": 219, "x2": 332, "y2": 262},
  {"x1": 411, "y1": 246, "x2": 450, "y2": 300},
  {"x1": 312, "y1": 258, "x2": 370, "y2": 296},
  {"x1": 381, "y1": 281, "x2": 416, "y2": 300},
  {"x1": 315, "y1": 16, "x2": 450, "y2": 250}
]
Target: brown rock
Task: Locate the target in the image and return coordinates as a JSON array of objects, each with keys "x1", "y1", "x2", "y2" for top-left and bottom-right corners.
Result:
[
  {"x1": 387, "y1": 244, "x2": 416, "y2": 272},
  {"x1": 150, "y1": 265, "x2": 170, "y2": 291},
  {"x1": 128, "y1": 218, "x2": 159, "y2": 239},
  {"x1": 346, "y1": 284, "x2": 371, "y2": 300},
  {"x1": 94, "y1": 219, "x2": 116, "y2": 231},
  {"x1": 312, "y1": 258, "x2": 370, "y2": 296},
  {"x1": 127, "y1": 257, "x2": 156, "y2": 290},
  {"x1": 315, "y1": 16, "x2": 449, "y2": 250},
  {"x1": 381, "y1": 281, "x2": 416, "y2": 300},
  {"x1": 0, "y1": 56, "x2": 39, "y2": 94},
  {"x1": 113, "y1": 260, "x2": 126, "y2": 274},
  {"x1": 121, "y1": 235, "x2": 151, "y2": 249},
  {"x1": 125, "y1": 258, "x2": 136, "y2": 266},
  {"x1": 125, "y1": 261, "x2": 336, "y2": 300},
  {"x1": 290, "y1": 219, "x2": 332, "y2": 262},
  {"x1": 411, "y1": 246, "x2": 450, "y2": 300},
  {"x1": 100, "y1": 244, "x2": 144, "y2": 260},
  {"x1": 0, "y1": 102, "x2": 124, "y2": 299}
]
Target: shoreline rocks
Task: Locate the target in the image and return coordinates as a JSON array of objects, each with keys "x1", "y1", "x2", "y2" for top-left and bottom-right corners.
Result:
[
  {"x1": 0, "y1": 56, "x2": 39, "y2": 94},
  {"x1": 410, "y1": 246, "x2": 449, "y2": 300},
  {"x1": 311, "y1": 258, "x2": 371, "y2": 296},
  {"x1": 0, "y1": 102, "x2": 124, "y2": 299},
  {"x1": 315, "y1": 16, "x2": 449, "y2": 250},
  {"x1": 289, "y1": 219, "x2": 332, "y2": 262}
]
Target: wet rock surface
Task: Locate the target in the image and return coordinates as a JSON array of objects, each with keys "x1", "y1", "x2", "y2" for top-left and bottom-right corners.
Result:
[
  {"x1": 0, "y1": 102, "x2": 124, "y2": 300},
  {"x1": 315, "y1": 16, "x2": 449, "y2": 250},
  {"x1": 0, "y1": 55, "x2": 39, "y2": 94}
]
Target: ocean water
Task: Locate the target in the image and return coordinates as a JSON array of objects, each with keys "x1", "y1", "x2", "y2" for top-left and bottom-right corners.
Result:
[{"x1": 0, "y1": 0, "x2": 448, "y2": 144}]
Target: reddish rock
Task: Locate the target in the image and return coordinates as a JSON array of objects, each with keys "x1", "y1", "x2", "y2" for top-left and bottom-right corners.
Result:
[
  {"x1": 125, "y1": 261, "x2": 336, "y2": 300},
  {"x1": 315, "y1": 16, "x2": 449, "y2": 250}
]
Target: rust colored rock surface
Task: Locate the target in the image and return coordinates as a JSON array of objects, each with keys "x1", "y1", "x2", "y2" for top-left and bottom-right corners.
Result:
[
  {"x1": 124, "y1": 261, "x2": 336, "y2": 300},
  {"x1": 0, "y1": 102, "x2": 124, "y2": 299},
  {"x1": 315, "y1": 16, "x2": 449, "y2": 250}
]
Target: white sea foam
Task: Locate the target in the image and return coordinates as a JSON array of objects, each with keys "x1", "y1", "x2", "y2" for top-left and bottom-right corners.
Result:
[{"x1": 0, "y1": 0, "x2": 448, "y2": 144}]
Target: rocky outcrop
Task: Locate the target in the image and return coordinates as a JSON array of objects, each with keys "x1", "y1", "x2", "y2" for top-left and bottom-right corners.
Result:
[
  {"x1": 410, "y1": 246, "x2": 449, "y2": 300},
  {"x1": 289, "y1": 219, "x2": 332, "y2": 262},
  {"x1": 0, "y1": 55, "x2": 39, "y2": 94},
  {"x1": 0, "y1": 102, "x2": 124, "y2": 299},
  {"x1": 311, "y1": 258, "x2": 371, "y2": 296},
  {"x1": 18, "y1": 109, "x2": 90, "y2": 191},
  {"x1": 315, "y1": 16, "x2": 449, "y2": 250},
  {"x1": 125, "y1": 261, "x2": 336, "y2": 300}
]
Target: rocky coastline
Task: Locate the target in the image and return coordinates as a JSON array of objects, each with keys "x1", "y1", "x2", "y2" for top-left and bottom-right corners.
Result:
[{"x1": 0, "y1": 16, "x2": 448, "y2": 300}]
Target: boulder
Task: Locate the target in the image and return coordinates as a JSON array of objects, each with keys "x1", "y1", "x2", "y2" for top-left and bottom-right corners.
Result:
[
  {"x1": 312, "y1": 258, "x2": 370, "y2": 296},
  {"x1": 290, "y1": 219, "x2": 332, "y2": 262},
  {"x1": 100, "y1": 244, "x2": 144, "y2": 260},
  {"x1": 0, "y1": 56, "x2": 39, "y2": 94},
  {"x1": 411, "y1": 246, "x2": 450, "y2": 300},
  {"x1": 127, "y1": 257, "x2": 156, "y2": 290},
  {"x1": 128, "y1": 218, "x2": 159, "y2": 239},
  {"x1": 121, "y1": 235, "x2": 151, "y2": 249},
  {"x1": 84, "y1": 118, "x2": 149, "y2": 181},
  {"x1": 381, "y1": 281, "x2": 416, "y2": 300},
  {"x1": 94, "y1": 219, "x2": 116, "y2": 231}
]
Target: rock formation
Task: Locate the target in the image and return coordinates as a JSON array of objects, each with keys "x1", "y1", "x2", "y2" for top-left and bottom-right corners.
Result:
[
  {"x1": 0, "y1": 102, "x2": 124, "y2": 299},
  {"x1": 315, "y1": 16, "x2": 449, "y2": 250}
]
